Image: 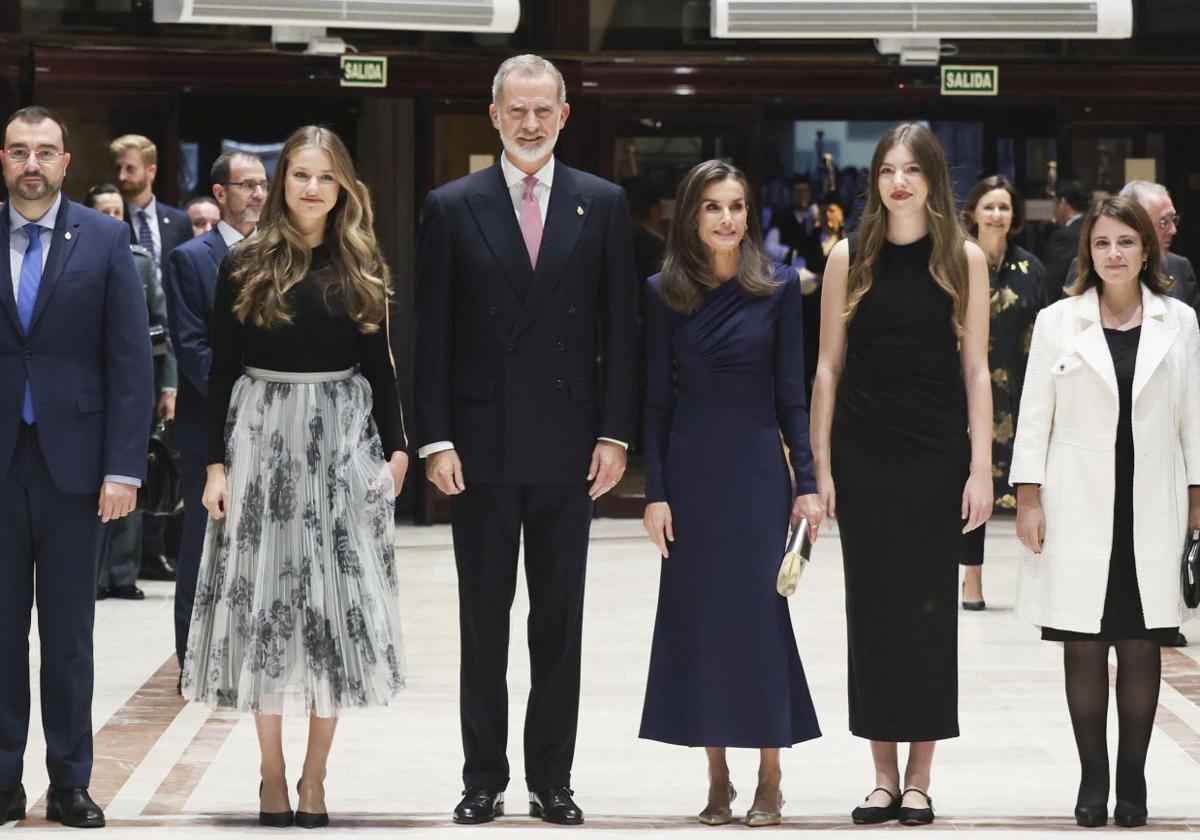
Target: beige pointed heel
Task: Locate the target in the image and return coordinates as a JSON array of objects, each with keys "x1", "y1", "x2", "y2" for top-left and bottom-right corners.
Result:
[{"x1": 698, "y1": 784, "x2": 736, "y2": 826}]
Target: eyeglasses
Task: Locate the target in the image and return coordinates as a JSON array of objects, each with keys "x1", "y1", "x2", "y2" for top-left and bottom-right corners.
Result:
[
  {"x1": 1158, "y1": 214, "x2": 1182, "y2": 231},
  {"x1": 225, "y1": 179, "x2": 270, "y2": 193},
  {"x1": 3, "y1": 148, "x2": 63, "y2": 164}
]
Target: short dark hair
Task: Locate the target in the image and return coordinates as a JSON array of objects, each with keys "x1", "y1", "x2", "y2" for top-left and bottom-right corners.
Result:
[
  {"x1": 185, "y1": 195, "x2": 219, "y2": 211},
  {"x1": 1069, "y1": 195, "x2": 1171, "y2": 297},
  {"x1": 962, "y1": 174, "x2": 1024, "y2": 239},
  {"x1": 83, "y1": 183, "x2": 121, "y2": 209},
  {"x1": 1055, "y1": 179, "x2": 1090, "y2": 214},
  {"x1": 790, "y1": 175, "x2": 811, "y2": 189},
  {"x1": 4, "y1": 106, "x2": 70, "y2": 151},
  {"x1": 210, "y1": 149, "x2": 263, "y2": 189}
]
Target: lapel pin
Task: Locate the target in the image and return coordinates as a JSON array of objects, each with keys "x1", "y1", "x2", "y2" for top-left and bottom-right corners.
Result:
[
  {"x1": 64, "y1": 232, "x2": 72, "y2": 240},
  {"x1": 163, "y1": 217, "x2": 170, "y2": 224},
  {"x1": 576, "y1": 205, "x2": 584, "y2": 216}
]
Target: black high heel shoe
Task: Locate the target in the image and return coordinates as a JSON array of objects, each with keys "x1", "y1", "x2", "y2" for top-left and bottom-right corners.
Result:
[
  {"x1": 1113, "y1": 800, "x2": 1147, "y2": 828},
  {"x1": 1074, "y1": 802, "x2": 1108, "y2": 828},
  {"x1": 258, "y1": 780, "x2": 295, "y2": 828},
  {"x1": 295, "y1": 778, "x2": 330, "y2": 829}
]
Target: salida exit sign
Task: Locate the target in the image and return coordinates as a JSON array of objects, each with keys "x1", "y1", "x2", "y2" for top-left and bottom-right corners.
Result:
[
  {"x1": 940, "y1": 65, "x2": 998, "y2": 96},
  {"x1": 341, "y1": 56, "x2": 388, "y2": 88}
]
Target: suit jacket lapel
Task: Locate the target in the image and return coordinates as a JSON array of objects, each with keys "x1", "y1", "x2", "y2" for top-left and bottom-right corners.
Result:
[
  {"x1": 29, "y1": 198, "x2": 81, "y2": 332},
  {"x1": 1069, "y1": 289, "x2": 1118, "y2": 400},
  {"x1": 205, "y1": 228, "x2": 229, "y2": 271},
  {"x1": 466, "y1": 164, "x2": 529, "y2": 301},
  {"x1": 0, "y1": 205, "x2": 20, "y2": 338},
  {"x1": 510, "y1": 164, "x2": 589, "y2": 341},
  {"x1": 1132, "y1": 289, "x2": 1177, "y2": 404}
]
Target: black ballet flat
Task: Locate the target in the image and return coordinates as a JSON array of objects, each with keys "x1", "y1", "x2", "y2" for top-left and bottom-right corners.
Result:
[
  {"x1": 897, "y1": 787, "x2": 934, "y2": 826},
  {"x1": 1074, "y1": 803, "x2": 1108, "y2": 828},
  {"x1": 851, "y1": 787, "x2": 900, "y2": 824},
  {"x1": 1114, "y1": 800, "x2": 1147, "y2": 828},
  {"x1": 258, "y1": 781, "x2": 294, "y2": 828}
]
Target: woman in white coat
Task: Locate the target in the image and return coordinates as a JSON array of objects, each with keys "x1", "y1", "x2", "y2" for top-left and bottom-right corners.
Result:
[{"x1": 1010, "y1": 195, "x2": 1200, "y2": 829}]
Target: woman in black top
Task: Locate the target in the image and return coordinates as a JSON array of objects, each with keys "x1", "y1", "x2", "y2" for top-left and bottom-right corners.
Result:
[{"x1": 181, "y1": 126, "x2": 408, "y2": 828}]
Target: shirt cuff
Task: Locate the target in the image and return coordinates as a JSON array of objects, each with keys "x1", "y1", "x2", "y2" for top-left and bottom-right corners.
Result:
[
  {"x1": 418, "y1": 441, "x2": 455, "y2": 459},
  {"x1": 104, "y1": 474, "x2": 143, "y2": 488},
  {"x1": 598, "y1": 437, "x2": 628, "y2": 450},
  {"x1": 160, "y1": 388, "x2": 177, "y2": 395}
]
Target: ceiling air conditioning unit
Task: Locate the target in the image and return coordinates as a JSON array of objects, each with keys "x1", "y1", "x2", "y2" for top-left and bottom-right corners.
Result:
[
  {"x1": 154, "y1": 0, "x2": 521, "y2": 33},
  {"x1": 711, "y1": 0, "x2": 1133, "y2": 40}
]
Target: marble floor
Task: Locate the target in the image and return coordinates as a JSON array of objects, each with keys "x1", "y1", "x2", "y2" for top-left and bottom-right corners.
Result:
[{"x1": 8, "y1": 517, "x2": 1200, "y2": 836}]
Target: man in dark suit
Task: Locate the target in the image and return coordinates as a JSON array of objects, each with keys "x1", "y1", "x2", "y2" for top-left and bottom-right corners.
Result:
[
  {"x1": 414, "y1": 54, "x2": 636, "y2": 827},
  {"x1": 0, "y1": 106, "x2": 152, "y2": 827},
  {"x1": 1041, "y1": 179, "x2": 1090, "y2": 302},
  {"x1": 111, "y1": 133, "x2": 193, "y2": 581},
  {"x1": 1120, "y1": 180, "x2": 1198, "y2": 314},
  {"x1": 163, "y1": 148, "x2": 266, "y2": 670}
]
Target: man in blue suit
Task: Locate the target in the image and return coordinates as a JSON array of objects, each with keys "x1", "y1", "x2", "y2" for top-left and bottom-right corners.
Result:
[
  {"x1": 0, "y1": 107, "x2": 153, "y2": 827},
  {"x1": 163, "y1": 148, "x2": 266, "y2": 670}
]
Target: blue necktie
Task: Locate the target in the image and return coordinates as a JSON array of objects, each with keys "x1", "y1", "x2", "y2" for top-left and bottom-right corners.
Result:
[
  {"x1": 17, "y1": 222, "x2": 43, "y2": 424},
  {"x1": 136, "y1": 209, "x2": 156, "y2": 264}
]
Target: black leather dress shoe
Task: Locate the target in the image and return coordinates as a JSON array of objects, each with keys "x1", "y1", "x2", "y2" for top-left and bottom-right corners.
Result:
[
  {"x1": 529, "y1": 787, "x2": 583, "y2": 825},
  {"x1": 107, "y1": 584, "x2": 144, "y2": 601},
  {"x1": 139, "y1": 553, "x2": 176, "y2": 582},
  {"x1": 0, "y1": 784, "x2": 26, "y2": 825},
  {"x1": 95, "y1": 587, "x2": 109, "y2": 601},
  {"x1": 453, "y1": 787, "x2": 504, "y2": 824},
  {"x1": 45, "y1": 787, "x2": 105, "y2": 828},
  {"x1": 1114, "y1": 800, "x2": 1147, "y2": 828},
  {"x1": 1165, "y1": 631, "x2": 1188, "y2": 648}
]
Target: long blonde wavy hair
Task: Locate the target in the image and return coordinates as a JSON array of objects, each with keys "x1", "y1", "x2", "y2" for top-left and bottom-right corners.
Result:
[
  {"x1": 230, "y1": 125, "x2": 390, "y2": 332},
  {"x1": 845, "y1": 123, "x2": 969, "y2": 335}
]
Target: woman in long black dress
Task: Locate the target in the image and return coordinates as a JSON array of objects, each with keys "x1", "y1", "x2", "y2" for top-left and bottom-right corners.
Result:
[
  {"x1": 810, "y1": 124, "x2": 992, "y2": 825},
  {"x1": 640, "y1": 160, "x2": 822, "y2": 827},
  {"x1": 1012, "y1": 196, "x2": 1200, "y2": 827},
  {"x1": 958, "y1": 176, "x2": 1047, "y2": 607},
  {"x1": 183, "y1": 126, "x2": 408, "y2": 827}
]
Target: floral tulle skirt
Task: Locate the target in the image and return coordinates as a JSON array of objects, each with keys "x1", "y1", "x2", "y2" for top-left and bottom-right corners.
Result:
[{"x1": 181, "y1": 368, "x2": 404, "y2": 717}]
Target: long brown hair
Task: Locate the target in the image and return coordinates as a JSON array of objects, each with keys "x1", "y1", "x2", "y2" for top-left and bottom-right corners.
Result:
[
  {"x1": 658, "y1": 159, "x2": 776, "y2": 314},
  {"x1": 846, "y1": 123, "x2": 969, "y2": 334},
  {"x1": 1067, "y1": 195, "x2": 1171, "y2": 296},
  {"x1": 229, "y1": 126, "x2": 390, "y2": 332}
]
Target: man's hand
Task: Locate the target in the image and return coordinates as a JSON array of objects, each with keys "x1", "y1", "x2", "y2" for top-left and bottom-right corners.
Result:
[
  {"x1": 157, "y1": 392, "x2": 176, "y2": 422},
  {"x1": 98, "y1": 481, "x2": 137, "y2": 523},
  {"x1": 587, "y1": 441, "x2": 627, "y2": 500},
  {"x1": 426, "y1": 449, "x2": 465, "y2": 496}
]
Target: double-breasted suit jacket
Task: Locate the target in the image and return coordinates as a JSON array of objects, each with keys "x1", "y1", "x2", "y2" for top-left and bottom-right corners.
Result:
[
  {"x1": 414, "y1": 160, "x2": 638, "y2": 480},
  {"x1": 1010, "y1": 285, "x2": 1200, "y2": 632}
]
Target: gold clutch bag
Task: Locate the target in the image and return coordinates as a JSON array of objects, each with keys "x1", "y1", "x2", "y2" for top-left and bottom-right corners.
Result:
[{"x1": 776, "y1": 517, "x2": 814, "y2": 597}]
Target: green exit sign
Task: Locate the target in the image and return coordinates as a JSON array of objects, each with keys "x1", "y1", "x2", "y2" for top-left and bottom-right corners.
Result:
[
  {"x1": 341, "y1": 55, "x2": 388, "y2": 88},
  {"x1": 940, "y1": 65, "x2": 998, "y2": 96}
]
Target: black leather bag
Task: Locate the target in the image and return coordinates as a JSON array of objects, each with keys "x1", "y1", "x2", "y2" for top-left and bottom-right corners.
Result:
[
  {"x1": 1182, "y1": 529, "x2": 1200, "y2": 609},
  {"x1": 142, "y1": 421, "x2": 182, "y2": 515}
]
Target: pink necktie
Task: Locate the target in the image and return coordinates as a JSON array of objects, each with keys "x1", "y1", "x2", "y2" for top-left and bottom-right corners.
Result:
[{"x1": 519, "y1": 174, "x2": 543, "y2": 270}]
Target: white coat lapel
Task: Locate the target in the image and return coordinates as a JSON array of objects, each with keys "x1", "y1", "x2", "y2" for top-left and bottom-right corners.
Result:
[
  {"x1": 1132, "y1": 287, "x2": 1177, "y2": 404},
  {"x1": 1069, "y1": 288, "x2": 1118, "y2": 400}
]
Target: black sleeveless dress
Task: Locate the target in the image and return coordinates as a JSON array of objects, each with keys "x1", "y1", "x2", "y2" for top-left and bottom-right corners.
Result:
[{"x1": 832, "y1": 235, "x2": 969, "y2": 742}]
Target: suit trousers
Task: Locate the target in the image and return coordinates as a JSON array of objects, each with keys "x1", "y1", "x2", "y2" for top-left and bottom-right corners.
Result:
[
  {"x1": 451, "y1": 482, "x2": 592, "y2": 791},
  {"x1": 0, "y1": 424, "x2": 102, "y2": 789},
  {"x1": 173, "y1": 450, "x2": 207, "y2": 668}
]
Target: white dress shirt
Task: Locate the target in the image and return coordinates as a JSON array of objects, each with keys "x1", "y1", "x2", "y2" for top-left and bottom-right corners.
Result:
[
  {"x1": 9, "y1": 193, "x2": 139, "y2": 487},
  {"x1": 217, "y1": 219, "x2": 247, "y2": 248},
  {"x1": 419, "y1": 154, "x2": 627, "y2": 459}
]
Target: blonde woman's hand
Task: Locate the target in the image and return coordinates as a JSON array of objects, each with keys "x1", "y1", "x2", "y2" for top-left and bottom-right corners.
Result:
[
  {"x1": 387, "y1": 451, "x2": 409, "y2": 496},
  {"x1": 961, "y1": 468, "x2": 992, "y2": 533},
  {"x1": 643, "y1": 501, "x2": 674, "y2": 558},
  {"x1": 791, "y1": 493, "x2": 824, "y2": 542},
  {"x1": 815, "y1": 468, "x2": 837, "y2": 520},
  {"x1": 202, "y1": 464, "x2": 230, "y2": 520}
]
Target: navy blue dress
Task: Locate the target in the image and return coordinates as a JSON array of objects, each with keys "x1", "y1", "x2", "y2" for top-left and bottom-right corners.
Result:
[{"x1": 639, "y1": 266, "x2": 822, "y2": 748}]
